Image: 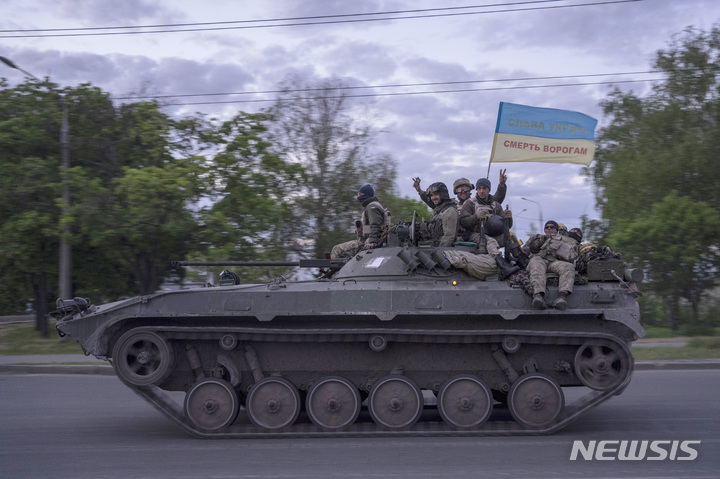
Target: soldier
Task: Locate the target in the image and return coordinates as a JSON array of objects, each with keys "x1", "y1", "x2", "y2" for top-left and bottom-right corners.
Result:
[
  {"x1": 330, "y1": 184, "x2": 386, "y2": 259},
  {"x1": 451, "y1": 177, "x2": 474, "y2": 211},
  {"x1": 521, "y1": 220, "x2": 580, "y2": 310},
  {"x1": 419, "y1": 182, "x2": 458, "y2": 247},
  {"x1": 412, "y1": 169, "x2": 507, "y2": 211},
  {"x1": 442, "y1": 246, "x2": 500, "y2": 281},
  {"x1": 459, "y1": 176, "x2": 512, "y2": 245},
  {"x1": 568, "y1": 227, "x2": 583, "y2": 244}
]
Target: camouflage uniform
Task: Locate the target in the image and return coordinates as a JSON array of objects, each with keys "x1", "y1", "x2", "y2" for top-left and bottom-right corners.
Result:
[
  {"x1": 522, "y1": 233, "x2": 579, "y2": 295},
  {"x1": 458, "y1": 189, "x2": 509, "y2": 244},
  {"x1": 442, "y1": 236, "x2": 501, "y2": 281},
  {"x1": 330, "y1": 197, "x2": 386, "y2": 259},
  {"x1": 421, "y1": 200, "x2": 458, "y2": 247},
  {"x1": 418, "y1": 178, "x2": 507, "y2": 241}
]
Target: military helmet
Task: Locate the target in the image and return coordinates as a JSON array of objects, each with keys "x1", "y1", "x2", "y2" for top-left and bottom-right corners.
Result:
[
  {"x1": 452, "y1": 177, "x2": 473, "y2": 193},
  {"x1": 485, "y1": 214, "x2": 506, "y2": 236},
  {"x1": 427, "y1": 182, "x2": 450, "y2": 201}
]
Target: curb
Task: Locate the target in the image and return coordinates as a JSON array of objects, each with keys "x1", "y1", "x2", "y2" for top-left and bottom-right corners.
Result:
[
  {"x1": 0, "y1": 364, "x2": 115, "y2": 375},
  {"x1": 634, "y1": 359, "x2": 720, "y2": 370}
]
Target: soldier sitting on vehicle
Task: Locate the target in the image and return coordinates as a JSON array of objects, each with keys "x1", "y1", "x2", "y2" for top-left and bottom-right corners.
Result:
[
  {"x1": 412, "y1": 169, "x2": 507, "y2": 216},
  {"x1": 442, "y1": 237, "x2": 500, "y2": 281},
  {"x1": 330, "y1": 184, "x2": 387, "y2": 259},
  {"x1": 459, "y1": 177, "x2": 512, "y2": 246},
  {"x1": 521, "y1": 220, "x2": 580, "y2": 310},
  {"x1": 568, "y1": 227, "x2": 583, "y2": 244},
  {"x1": 417, "y1": 182, "x2": 458, "y2": 247}
]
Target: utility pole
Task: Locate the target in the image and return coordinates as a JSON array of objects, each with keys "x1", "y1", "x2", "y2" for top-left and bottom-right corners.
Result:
[
  {"x1": 521, "y1": 197, "x2": 544, "y2": 232},
  {"x1": 59, "y1": 98, "x2": 72, "y2": 300}
]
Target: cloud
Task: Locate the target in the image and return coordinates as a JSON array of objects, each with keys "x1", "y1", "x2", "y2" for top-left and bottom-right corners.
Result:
[{"x1": 4, "y1": 0, "x2": 717, "y2": 239}]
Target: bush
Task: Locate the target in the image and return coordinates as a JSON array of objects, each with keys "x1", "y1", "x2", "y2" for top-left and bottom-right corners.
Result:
[
  {"x1": 688, "y1": 337, "x2": 720, "y2": 349},
  {"x1": 643, "y1": 326, "x2": 677, "y2": 338},
  {"x1": 700, "y1": 300, "x2": 720, "y2": 327},
  {"x1": 638, "y1": 296, "x2": 664, "y2": 327},
  {"x1": 678, "y1": 323, "x2": 717, "y2": 337}
]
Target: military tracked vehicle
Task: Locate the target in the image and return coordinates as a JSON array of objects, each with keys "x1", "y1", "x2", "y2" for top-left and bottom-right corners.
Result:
[{"x1": 53, "y1": 227, "x2": 645, "y2": 438}]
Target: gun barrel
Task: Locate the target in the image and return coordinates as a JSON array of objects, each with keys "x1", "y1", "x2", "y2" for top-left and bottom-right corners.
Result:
[{"x1": 172, "y1": 259, "x2": 344, "y2": 269}]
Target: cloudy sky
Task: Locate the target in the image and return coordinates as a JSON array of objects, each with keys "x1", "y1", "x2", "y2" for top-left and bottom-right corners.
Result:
[{"x1": 3, "y1": 0, "x2": 718, "y2": 239}]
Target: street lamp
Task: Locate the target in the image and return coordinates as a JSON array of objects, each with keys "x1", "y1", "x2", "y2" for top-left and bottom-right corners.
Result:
[
  {"x1": 2, "y1": 56, "x2": 73, "y2": 301},
  {"x1": 521, "y1": 197, "x2": 543, "y2": 228}
]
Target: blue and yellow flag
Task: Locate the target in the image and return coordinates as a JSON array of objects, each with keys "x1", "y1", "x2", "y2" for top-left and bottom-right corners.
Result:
[{"x1": 489, "y1": 102, "x2": 597, "y2": 166}]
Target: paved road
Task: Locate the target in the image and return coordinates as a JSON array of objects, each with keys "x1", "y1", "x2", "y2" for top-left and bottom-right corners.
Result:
[{"x1": 1, "y1": 369, "x2": 718, "y2": 479}]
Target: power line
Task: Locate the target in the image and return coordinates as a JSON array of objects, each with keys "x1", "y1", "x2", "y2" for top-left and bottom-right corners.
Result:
[
  {"x1": 1, "y1": 0, "x2": 644, "y2": 38},
  {"x1": 1, "y1": 1, "x2": 566, "y2": 33},
  {"x1": 115, "y1": 71, "x2": 660, "y2": 102},
  {"x1": 159, "y1": 78, "x2": 663, "y2": 107}
]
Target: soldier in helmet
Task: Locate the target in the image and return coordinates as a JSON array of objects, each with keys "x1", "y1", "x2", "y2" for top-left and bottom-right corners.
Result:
[
  {"x1": 449, "y1": 178, "x2": 474, "y2": 242},
  {"x1": 412, "y1": 169, "x2": 507, "y2": 211},
  {"x1": 411, "y1": 177, "x2": 434, "y2": 209},
  {"x1": 330, "y1": 184, "x2": 386, "y2": 259},
  {"x1": 451, "y1": 177, "x2": 474, "y2": 211},
  {"x1": 419, "y1": 182, "x2": 458, "y2": 247},
  {"x1": 521, "y1": 220, "x2": 580, "y2": 310}
]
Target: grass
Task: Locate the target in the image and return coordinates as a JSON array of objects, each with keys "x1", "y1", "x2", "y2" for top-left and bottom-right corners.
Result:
[
  {"x1": 631, "y1": 337, "x2": 720, "y2": 360},
  {"x1": 0, "y1": 322, "x2": 85, "y2": 355}
]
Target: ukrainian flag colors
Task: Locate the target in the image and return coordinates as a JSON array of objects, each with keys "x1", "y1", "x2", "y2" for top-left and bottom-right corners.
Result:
[{"x1": 490, "y1": 102, "x2": 598, "y2": 166}]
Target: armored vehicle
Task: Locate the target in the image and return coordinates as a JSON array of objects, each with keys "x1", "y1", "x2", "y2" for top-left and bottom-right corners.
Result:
[{"x1": 53, "y1": 229, "x2": 645, "y2": 438}]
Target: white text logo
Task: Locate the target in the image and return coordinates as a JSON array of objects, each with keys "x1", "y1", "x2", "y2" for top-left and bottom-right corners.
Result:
[{"x1": 570, "y1": 440, "x2": 700, "y2": 461}]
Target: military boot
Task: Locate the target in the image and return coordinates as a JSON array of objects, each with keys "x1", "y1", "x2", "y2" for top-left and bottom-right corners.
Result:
[
  {"x1": 552, "y1": 291, "x2": 568, "y2": 310},
  {"x1": 495, "y1": 255, "x2": 520, "y2": 279},
  {"x1": 532, "y1": 293, "x2": 547, "y2": 310}
]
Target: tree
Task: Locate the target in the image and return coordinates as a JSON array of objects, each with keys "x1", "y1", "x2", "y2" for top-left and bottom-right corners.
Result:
[
  {"x1": 69, "y1": 100, "x2": 210, "y2": 296},
  {"x1": 195, "y1": 112, "x2": 306, "y2": 282},
  {"x1": 589, "y1": 26, "x2": 720, "y2": 327},
  {"x1": 592, "y1": 27, "x2": 720, "y2": 216},
  {"x1": 266, "y1": 76, "x2": 400, "y2": 259},
  {"x1": 610, "y1": 194, "x2": 720, "y2": 330},
  {"x1": 0, "y1": 78, "x2": 72, "y2": 335},
  {"x1": 0, "y1": 79, "x2": 210, "y2": 334}
]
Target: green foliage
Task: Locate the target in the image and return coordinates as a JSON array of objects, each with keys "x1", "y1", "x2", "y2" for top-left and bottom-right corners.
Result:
[
  {"x1": 631, "y1": 340, "x2": 720, "y2": 360},
  {"x1": 642, "y1": 326, "x2": 678, "y2": 339},
  {"x1": 193, "y1": 112, "x2": 307, "y2": 282},
  {"x1": 578, "y1": 214, "x2": 608, "y2": 245},
  {"x1": 637, "y1": 295, "x2": 667, "y2": 327},
  {"x1": 0, "y1": 322, "x2": 84, "y2": 355},
  {"x1": 0, "y1": 79, "x2": 214, "y2": 319},
  {"x1": 609, "y1": 194, "x2": 720, "y2": 329},
  {"x1": 680, "y1": 323, "x2": 717, "y2": 337},
  {"x1": 1, "y1": 74, "x2": 402, "y2": 309},
  {"x1": 590, "y1": 26, "x2": 720, "y2": 330},
  {"x1": 0, "y1": 78, "x2": 69, "y2": 322},
  {"x1": 382, "y1": 195, "x2": 433, "y2": 223}
]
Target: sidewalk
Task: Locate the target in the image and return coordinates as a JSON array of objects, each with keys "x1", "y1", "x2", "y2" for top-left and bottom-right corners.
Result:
[
  {"x1": 0, "y1": 354, "x2": 114, "y2": 375},
  {"x1": 1, "y1": 354, "x2": 719, "y2": 375}
]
